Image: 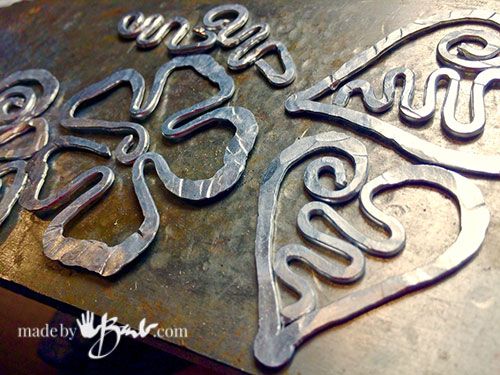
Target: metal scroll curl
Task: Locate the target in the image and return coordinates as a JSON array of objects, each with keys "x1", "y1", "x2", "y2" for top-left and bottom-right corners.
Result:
[
  {"x1": 0, "y1": 69, "x2": 59, "y2": 160},
  {"x1": 285, "y1": 9, "x2": 500, "y2": 176},
  {"x1": 253, "y1": 131, "x2": 490, "y2": 368},
  {"x1": 0, "y1": 69, "x2": 59, "y2": 228},
  {"x1": 61, "y1": 54, "x2": 258, "y2": 199},
  {"x1": 60, "y1": 54, "x2": 237, "y2": 165},
  {"x1": 117, "y1": 4, "x2": 297, "y2": 88}
]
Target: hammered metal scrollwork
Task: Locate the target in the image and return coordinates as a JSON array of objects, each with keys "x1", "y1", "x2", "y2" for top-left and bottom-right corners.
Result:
[
  {"x1": 0, "y1": 69, "x2": 59, "y2": 160},
  {"x1": 37, "y1": 54, "x2": 258, "y2": 275},
  {"x1": 118, "y1": 11, "x2": 217, "y2": 54},
  {"x1": 17, "y1": 135, "x2": 159, "y2": 276},
  {"x1": 17, "y1": 136, "x2": 152, "y2": 276},
  {"x1": 285, "y1": 9, "x2": 500, "y2": 176},
  {"x1": 61, "y1": 53, "x2": 246, "y2": 163},
  {"x1": 117, "y1": 4, "x2": 297, "y2": 86},
  {"x1": 203, "y1": 4, "x2": 296, "y2": 87},
  {"x1": 60, "y1": 68, "x2": 150, "y2": 166},
  {"x1": 134, "y1": 106, "x2": 258, "y2": 201},
  {"x1": 19, "y1": 136, "x2": 112, "y2": 213},
  {"x1": 253, "y1": 131, "x2": 490, "y2": 368}
]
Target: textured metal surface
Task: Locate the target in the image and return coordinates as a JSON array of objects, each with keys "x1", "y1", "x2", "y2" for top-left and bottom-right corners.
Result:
[
  {"x1": 28, "y1": 54, "x2": 257, "y2": 275},
  {"x1": 0, "y1": 1, "x2": 499, "y2": 374},
  {"x1": 286, "y1": 9, "x2": 500, "y2": 175},
  {"x1": 118, "y1": 11, "x2": 217, "y2": 54},
  {"x1": 203, "y1": 3, "x2": 296, "y2": 87},
  {"x1": 0, "y1": 69, "x2": 59, "y2": 160},
  {"x1": 0, "y1": 159, "x2": 27, "y2": 225},
  {"x1": 252, "y1": 133, "x2": 489, "y2": 366}
]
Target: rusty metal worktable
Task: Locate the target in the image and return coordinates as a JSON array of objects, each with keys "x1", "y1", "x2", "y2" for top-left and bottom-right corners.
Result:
[{"x1": 0, "y1": 0, "x2": 499, "y2": 373}]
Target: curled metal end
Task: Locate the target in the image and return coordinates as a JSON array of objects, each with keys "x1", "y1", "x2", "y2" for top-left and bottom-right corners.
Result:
[
  {"x1": 283, "y1": 9, "x2": 500, "y2": 176},
  {"x1": 0, "y1": 69, "x2": 59, "y2": 160},
  {"x1": 254, "y1": 130, "x2": 490, "y2": 368}
]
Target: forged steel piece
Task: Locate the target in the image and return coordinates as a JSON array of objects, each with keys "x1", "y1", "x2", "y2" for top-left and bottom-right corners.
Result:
[
  {"x1": 47, "y1": 54, "x2": 257, "y2": 275},
  {"x1": 61, "y1": 53, "x2": 256, "y2": 197},
  {"x1": 60, "y1": 54, "x2": 235, "y2": 164},
  {"x1": 436, "y1": 28, "x2": 500, "y2": 72},
  {"x1": 203, "y1": 3, "x2": 296, "y2": 87},
  {"x1": 18, "y1": 135, "x2": 114, "y2": 274},
  {"x1": 274, "y1": 152, "x2": 369, "y2": 324},
  {"x1": 253, "y1": 42, "x2": 296, "y2": 88},
  {"x1": 118, "y1": 11, "x2": 217, "y2": 54},
  {"x1": 17, "y1": 135, "x2": 155, "y2": 276},
  {"x1": 331, "y1": 65, "x2": 500, "y2": 140},
  {"x1": 51, "y1": 106, "x2": 258, "y2": 275},
  {"x1": 202, "y1": 4, "x2": 249, "y2": 47},
  {"x1": 0, "y1": 69, "x2": 59, "y2": 160},
  {"x1": 135, "y1": 106, "x2": 258, "y2": 201},
  {"x1": 60, "y1": 118, "x2": 149, "y2": 166},
  {"x1": 18, "y1": 135, "x2": 158, "y2": 276},
  {"x1": 60, "y1": 68, "x2": 150, "y2": 165},
  {"x1": 0, "y1": 69, "x2": 59, "y2": 124},
  {"x1": 19, "y1": 136, "x2": 112, "y2": 213},
  {"x1": 285, "y1": 9, "x2": 500, "y2": 176},
  {"x1": 253, "y1": 130, "x2": 369, "y2": 363},
  {"x1": 253, "y1": 131, "x2": 490, "y2": 368},
  {"x1": 0, "y1": 159, "x2": 27, "y2": 226}
]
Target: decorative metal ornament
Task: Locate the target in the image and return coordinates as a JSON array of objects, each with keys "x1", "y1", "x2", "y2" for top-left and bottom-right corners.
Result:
[
  {"x1": 31, "y1": 54, "x2": 257, "y2": 276},
  {"x1": 118, "y1": 11, "x2": 217, "y2": 54},
  {"x1": 202, "y1": 4, "x2": 296, "y2": 87},
  {"x1": 60, "y1": 68, "x2": 150, "y2": 166},
  {"x1": 116, "y1": 5, "x2": 297, "y2": 87},
  {"x1": 17, "y1": 136, "x2": 141, "y2": 276},
  {"x1": 0, "y1": 69, "x2": 59, "y2": 160},
  {"x1": 285, "y1": 9, "x2": 500, "y2": 176},
  {"x1": 61, "y1": 54, "x2": 244, "y2": 163},
  {"x1": 253, "y1": 131, "x2": 490, "y2": 368},
  {"x1": 18, "y1": 135, "x2": 158, "y2": 276},
  {"x1": 19, "y1": 136, "x2": 112, "y2": 213}
]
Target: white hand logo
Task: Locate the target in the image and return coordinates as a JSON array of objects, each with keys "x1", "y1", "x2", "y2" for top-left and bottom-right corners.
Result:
[{"x1": 76, "y1": 311, "x2": 99, "y2": 339}]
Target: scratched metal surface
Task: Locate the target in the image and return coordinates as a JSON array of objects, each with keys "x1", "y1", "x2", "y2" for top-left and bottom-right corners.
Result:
[{"x1": 0, "y1": 0, "x2": 499, "y2": 374}]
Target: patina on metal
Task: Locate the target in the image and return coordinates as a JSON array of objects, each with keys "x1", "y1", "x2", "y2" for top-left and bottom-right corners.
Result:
[
  {"x1": 29, "y1": 54, "x2": 257, "y2": 275},
  {"x1": 285, "y1": 9, "x2": 500, "y2": 175},
  {"x1": 253, "y1": 131, "x2": 490, "y2": 367},
  {"x1": 17, "y1": 136, "x2": 158, "y2": 276},
  {"x1": 118, "y1": 11, "x2": 217, "y2": 54},
  {"x1": 145, "y1": 106, "x2": 258, "y2": 201},
  {"x1": 203, "y1": 3, "x2": 296, "y2": 87},
  {"x1": 0, "y1": 69, "x2": 59, "y2": 160},
  {"x1": 60, "y1": 54, "x2": 236, "y2": 164},
  {"x1": 1, "y1": 1, "x2": 499, "y2": 374}
]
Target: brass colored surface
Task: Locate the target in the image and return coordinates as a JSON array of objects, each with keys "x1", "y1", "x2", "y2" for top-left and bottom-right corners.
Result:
[{"x1": 0, "y1": 0, "x2": 499, "y2": 374}]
